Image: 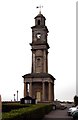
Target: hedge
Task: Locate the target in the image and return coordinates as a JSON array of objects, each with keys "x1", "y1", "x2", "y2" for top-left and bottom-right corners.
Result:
[
  {"x1": 2, "y1": 104, "x2": 53, "y2": 120},
  {"x1": 2, "y1": 102, "x2": 30, "y2": 112}
]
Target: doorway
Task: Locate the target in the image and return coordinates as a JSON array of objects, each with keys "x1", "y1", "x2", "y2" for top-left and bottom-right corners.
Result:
[{"x1": 36, "y1": 92, "x2": 41, "y2": 102}]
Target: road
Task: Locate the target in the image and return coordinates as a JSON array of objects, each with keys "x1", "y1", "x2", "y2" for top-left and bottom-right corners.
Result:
[{"x1": 43, "y1": 107, "x2": 73, "y2": 120}]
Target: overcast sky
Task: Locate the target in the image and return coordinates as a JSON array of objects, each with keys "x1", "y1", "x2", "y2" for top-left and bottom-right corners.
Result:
[{"x1": 0, "y1": 0, "x2": 76, "y2": 101}]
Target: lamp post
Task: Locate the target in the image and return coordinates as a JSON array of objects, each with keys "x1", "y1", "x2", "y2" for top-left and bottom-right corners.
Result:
[
  {"x1": 17, "y1": 90, "x2": 18, "y2": 102},
  {"x1": 14, "y1": 94, "x2": 15, "y2": 102}
]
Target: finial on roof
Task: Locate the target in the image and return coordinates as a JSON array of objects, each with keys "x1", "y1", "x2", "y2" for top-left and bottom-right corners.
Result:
[{"x1": 36, "y1": 5, "x2": 43, "y2": 14}]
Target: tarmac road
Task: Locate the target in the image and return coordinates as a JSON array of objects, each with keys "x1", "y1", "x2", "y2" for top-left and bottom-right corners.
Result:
[{"x1": 43, "y1": 108, "x2": 73, "y2": 120}]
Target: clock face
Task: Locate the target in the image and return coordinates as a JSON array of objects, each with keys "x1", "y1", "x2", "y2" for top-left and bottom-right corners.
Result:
[{"x1": 36, "y1": 33, "x2": 41, "y2": 39}]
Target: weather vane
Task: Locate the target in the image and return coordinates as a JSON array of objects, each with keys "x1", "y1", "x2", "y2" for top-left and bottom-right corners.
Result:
[{"x1": 36, "y1": 5, "x2": 43, "y2": 14}]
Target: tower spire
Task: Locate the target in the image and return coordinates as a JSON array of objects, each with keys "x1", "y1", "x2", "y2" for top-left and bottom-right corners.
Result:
[{"x1": 36, "y1": 5, "x2": 43, "y2": 14}]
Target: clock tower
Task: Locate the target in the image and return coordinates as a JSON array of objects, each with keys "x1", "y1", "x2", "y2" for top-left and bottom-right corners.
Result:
[
  {"x1": 23, "y1": 12, "x2": 55, "y2": 103},
  {"x1": 31, "y1": 13, "x2": 49, "y2": 74}
]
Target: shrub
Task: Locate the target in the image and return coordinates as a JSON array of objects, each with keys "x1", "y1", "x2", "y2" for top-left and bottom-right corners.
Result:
[
  {"x1": 2, "y1": 104, "x2": 53, "y2": 120},
  {"x1": 2, "y1": 102, "x2": 30, "y2": 112},
  {"x1": 74, "y1": 95, "x2": 78, "y2": 106}
]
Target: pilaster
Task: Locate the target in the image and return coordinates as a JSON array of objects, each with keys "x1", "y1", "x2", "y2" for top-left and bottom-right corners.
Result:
[{"x1": 43, "y1": 50, "x2": 47, "y2": 73}]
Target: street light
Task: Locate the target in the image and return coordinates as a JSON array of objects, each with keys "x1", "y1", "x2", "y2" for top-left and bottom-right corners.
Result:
[
  {"x1": 17, "y1": 90, "x2": 18, "y2": 102},
  {"x1": 14, "y1": 94, "x2": 15, "y2": 102}
]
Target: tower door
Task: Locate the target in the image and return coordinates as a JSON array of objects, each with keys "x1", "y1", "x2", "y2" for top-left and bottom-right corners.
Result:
[{"x1": 36, "y1": 92, "x2": 41, "y2": 102}]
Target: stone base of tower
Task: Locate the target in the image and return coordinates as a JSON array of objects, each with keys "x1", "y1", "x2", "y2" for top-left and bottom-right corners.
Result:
[{"x1": 23, "y1": 73, "x2": 55, "y2": 103}]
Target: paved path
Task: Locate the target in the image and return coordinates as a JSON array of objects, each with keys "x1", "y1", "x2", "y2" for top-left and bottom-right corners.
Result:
[{"x1": 43, "y1": 108, "x2": 73, "y2": 120}]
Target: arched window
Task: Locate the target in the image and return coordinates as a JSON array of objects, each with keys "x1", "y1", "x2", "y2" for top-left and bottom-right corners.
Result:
[
  {"x1": 37, "y1": 58, "x2": 41, "y2": 67},
  {"x1": 38, "y1": 20, "x2": 40, "y2": 25}
]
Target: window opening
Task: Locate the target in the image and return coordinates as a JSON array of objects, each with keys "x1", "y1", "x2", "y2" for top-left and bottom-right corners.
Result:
[
  {"x1": 37, "y1": 58, "x2": 41, "y2": 67},
  {"x1": 38, "y1": 20, "x2": 40, "y2": 25}
]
